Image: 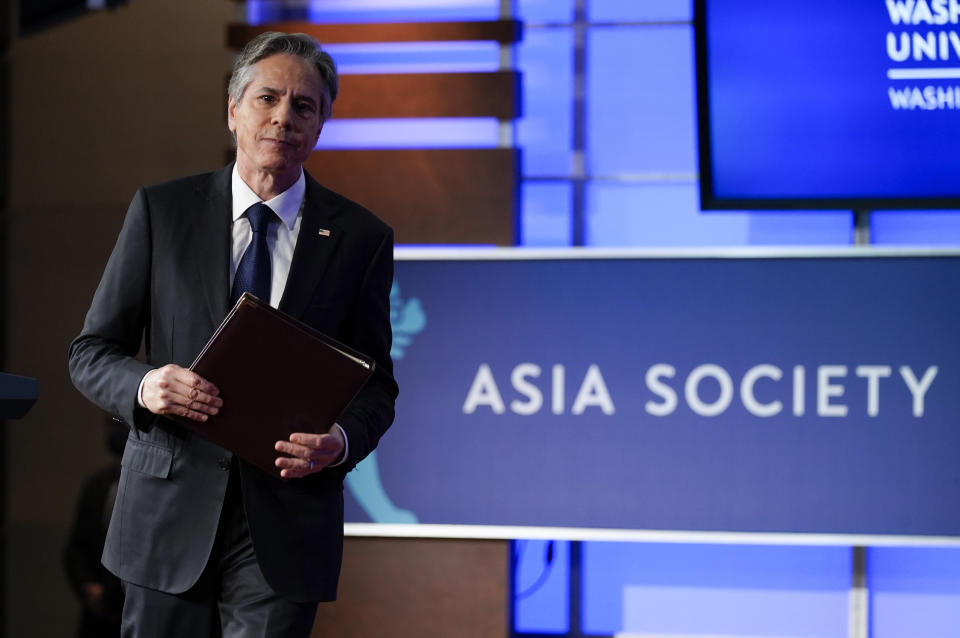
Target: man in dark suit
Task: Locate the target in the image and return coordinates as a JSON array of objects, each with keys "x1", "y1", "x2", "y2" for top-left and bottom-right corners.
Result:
[{"x1": 68, "y1": 31, "x2": 398, "y2": 637}]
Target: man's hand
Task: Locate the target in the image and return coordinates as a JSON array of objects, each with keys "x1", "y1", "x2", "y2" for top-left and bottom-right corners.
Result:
[
  {"x1": 274, "y1": 426, "x2": 345, "y2": 478},
  {"x1": 141, "y1": 364, "x2": 222, "y2": 421}
]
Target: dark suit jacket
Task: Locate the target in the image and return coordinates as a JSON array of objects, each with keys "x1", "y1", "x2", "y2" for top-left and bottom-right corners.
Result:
[{"x1": 68, "y1": 164, "x2": 398, "y2": 602}]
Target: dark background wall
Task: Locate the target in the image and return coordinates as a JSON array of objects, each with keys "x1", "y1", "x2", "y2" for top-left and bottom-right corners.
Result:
[{"x1": 5, "y1": 2, "x2": 233, "y2": 634}]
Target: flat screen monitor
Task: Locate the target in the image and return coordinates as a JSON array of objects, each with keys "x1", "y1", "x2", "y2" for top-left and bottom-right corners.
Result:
[{"x1": 695, "y1": 0, "x2": 960, "y2": 210}]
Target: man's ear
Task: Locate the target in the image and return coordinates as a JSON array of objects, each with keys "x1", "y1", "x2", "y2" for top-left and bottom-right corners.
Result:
[{"x1": 227, "y1": 97, "x2": 238, "y2": 133}]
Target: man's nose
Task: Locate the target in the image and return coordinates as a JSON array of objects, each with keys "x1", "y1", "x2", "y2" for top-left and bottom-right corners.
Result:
[{"x1": 271, "y1": 99, "x2": 295, "y2": 127}]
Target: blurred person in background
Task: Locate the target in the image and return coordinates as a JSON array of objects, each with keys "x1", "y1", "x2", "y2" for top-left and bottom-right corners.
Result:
[{"x1": 63, "y1": 416, "x2": 127, "y2": 638}]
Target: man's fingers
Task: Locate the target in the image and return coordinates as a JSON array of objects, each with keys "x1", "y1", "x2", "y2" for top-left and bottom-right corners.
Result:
[
  {"x1": 275, "y1": 454, "x2": 320, "y2": 478},
  {"x1": 153, "y1": 380, "x2": 221, "y2": 416},
  {"x1": 162, "y1": 369, "x2": 221, "y2": 403},
  {"x1": 275, "y1": 435, "x2": 340, "y2": 459},
  {"x1": 142, "y1": 364, "x2": 222, "y2": 420},
  {"x1": 274, "y1": 431, "x2": 345, "y2": 478},
  {"x1": 289, "y1": 432, "x2": 340, "y2": 451},
  {"x1": 167, "y1": 378, "x2": 222, "y2": 412},
  {"x1": 154, "y1": 364, "x2": 219, "y2": 396},
  {"x1": 274, "y1": 439, "x2": 329, "y2": 460},
  {"x1": 153, "y1": 363, "x2": 217, "y2": 392},
  {"x1": 172, "y1": 405, "x2": 215, "y2": 422},
  {"x1": 288, "y1": 432, "x2": 319, "y2": 448},
  {"x1": 182, "y1": 369, "x2": 219, "y2": 397}
]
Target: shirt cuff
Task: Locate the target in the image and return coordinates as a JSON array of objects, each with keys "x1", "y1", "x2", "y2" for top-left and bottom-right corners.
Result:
[
  {"x1": 328, "y1": 423, "x2": 349, "y2": 467},
  {"x1": 137, "y1": 370, "x2": 155, "y2": 409}
]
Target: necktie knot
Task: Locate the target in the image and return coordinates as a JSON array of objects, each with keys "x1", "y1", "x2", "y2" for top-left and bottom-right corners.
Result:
[{"x1": 247, "y1": 203, "x2": 274, "y2": 235}]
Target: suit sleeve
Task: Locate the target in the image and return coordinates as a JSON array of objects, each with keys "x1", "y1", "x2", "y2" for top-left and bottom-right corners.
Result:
[
  {"x1": 68, "y1": 188, "x2": 155, "y2": 428},
  {"x1": 334, "y1": 229, "x2": 398, "y2": 473}
]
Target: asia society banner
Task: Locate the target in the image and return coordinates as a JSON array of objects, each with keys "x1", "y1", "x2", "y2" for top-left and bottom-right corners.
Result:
[{"x1": 343, "y1": 252, "x2": 959, "y2": 538}]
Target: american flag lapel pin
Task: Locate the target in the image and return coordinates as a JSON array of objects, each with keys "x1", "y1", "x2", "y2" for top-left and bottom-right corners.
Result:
[{"x1": 318, "y1": 228, "x2": 331, "y2": 237}]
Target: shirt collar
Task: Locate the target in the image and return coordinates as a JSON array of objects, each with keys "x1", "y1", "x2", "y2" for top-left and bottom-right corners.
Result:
[{"x1": 231, "y1": 164, "x2": 305, "y2": 230}]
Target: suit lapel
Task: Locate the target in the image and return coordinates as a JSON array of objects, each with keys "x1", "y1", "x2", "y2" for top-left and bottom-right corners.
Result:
[
  {"x1": 279, "y1": 172, "x2": 343, "y2": 319},
  {"x1": 191, "y1": 165, "x2": 233, "y2": 327}
]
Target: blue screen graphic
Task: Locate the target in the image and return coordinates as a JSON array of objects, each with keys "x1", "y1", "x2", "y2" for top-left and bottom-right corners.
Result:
[
  {"x1": 699, "y1": 0, "x2": 960, "y2": 206},
  {"x1": 349, "y1": 253, "x2": 960, "y2": 538}
]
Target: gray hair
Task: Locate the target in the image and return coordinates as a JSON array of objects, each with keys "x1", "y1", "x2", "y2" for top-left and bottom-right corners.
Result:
[{"x1": 228, "y1": 31, "x2": 339, "y2": 121}]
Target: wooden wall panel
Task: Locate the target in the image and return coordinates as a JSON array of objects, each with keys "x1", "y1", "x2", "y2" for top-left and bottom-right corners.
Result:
[
  {"x1": 312, "y1": 537, "x2": 509, "y2": 638},
  {"x1": 336, "y1": 72, "x2": 520, "y2": 119},
  {"x1": 305, "y1": 149, "x2": 516, "y2": 245},
  {"x1": 228, "y1": 20, "x2": 521, "y2": 46}
]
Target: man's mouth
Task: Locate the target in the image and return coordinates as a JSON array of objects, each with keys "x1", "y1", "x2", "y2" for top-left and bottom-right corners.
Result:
[{"x1": 262, "y1": 137, "x2": 295, "y2": 147}]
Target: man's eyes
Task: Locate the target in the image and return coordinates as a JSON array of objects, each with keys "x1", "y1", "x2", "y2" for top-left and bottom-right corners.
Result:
[{"x1": 255, "y1": 95, "x2": 315, "y2": 115}]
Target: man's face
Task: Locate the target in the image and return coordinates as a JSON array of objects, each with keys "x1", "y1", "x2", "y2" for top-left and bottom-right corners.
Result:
[{"x1": 228, "y1": 53, "x2": 325, "y2": 180}]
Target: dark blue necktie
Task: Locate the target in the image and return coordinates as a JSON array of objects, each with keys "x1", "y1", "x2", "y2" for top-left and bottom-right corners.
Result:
[{"x1": 231, "y1": 202, "x2": 275, "y2": 305}]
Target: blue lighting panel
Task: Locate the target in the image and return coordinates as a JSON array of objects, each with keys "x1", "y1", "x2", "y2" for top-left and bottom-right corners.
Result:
[
  {"x1": 245, "y1": 2, "x2": 290, "y2": 24},
  {"x1": 586, "y1": 183, "x2": 851, "y2": 246},
  {"x1": 583, "y1": 543, "x2": 850, "y2": 636},
  {"x1": 326, "y1": 41, "x2": 500, "y2": 74},
  {"x1": 589, "y1": 0, "x2": 692, "y2": 22},
  {"x1": 520, "y1": 181, "x2": 572, "y2": 246},
  {"x1": 745, "y1": 212, "x2": 853, "y2": 245},
  {"x1": 517, "y1": 27, "x2": 574, "y2": 177},
  {"x1": 587, "y1": 25, "x2": 697, "y2": 176},
  {"x1": 517, "y1": 0, "x2": 573, "y2": 23},
  {"x1": 869, "y1": 547, "x2": 960, "y2": 638},
  {"x1": 871, "y1": 211, "x2": 960, "y2": 245},
  {"x1": 513, "y1": 540, "x2": 570, "y2": 634},
  {"x1": 586, "y1": 182, "x2": 750, "y2": 246},
  {"x1": 247, "y1": 0, "x2": 500, "y2": 24},
  {"x1": 316, "y1": 118, "x2": 500, "y2": 148}
]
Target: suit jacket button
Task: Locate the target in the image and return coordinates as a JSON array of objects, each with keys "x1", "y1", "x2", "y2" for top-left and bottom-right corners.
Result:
[{"x1": 218, "y1": 458, "x2": 231, "y2": 471}]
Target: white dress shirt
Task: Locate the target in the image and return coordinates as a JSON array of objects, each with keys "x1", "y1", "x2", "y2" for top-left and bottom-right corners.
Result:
[{"x1": 229, "y1": 165, "x2": 303, "y2": 308}]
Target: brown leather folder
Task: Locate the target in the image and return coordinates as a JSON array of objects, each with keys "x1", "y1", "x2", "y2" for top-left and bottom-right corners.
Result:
[{"x1": 180, "y1": 293, "x2": 375, "y2": 477}]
